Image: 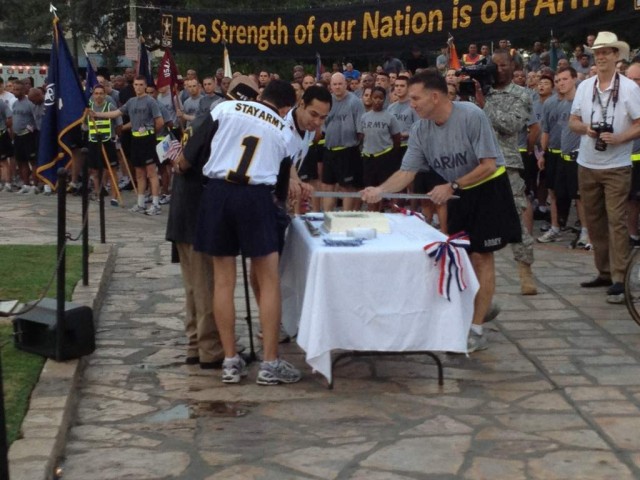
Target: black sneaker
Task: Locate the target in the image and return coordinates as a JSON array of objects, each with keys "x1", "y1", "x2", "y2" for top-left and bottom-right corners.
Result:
[
  {"x1": 606, "y1": 282, "x2": 625, "y2": 304},
  {"x1": 533, "y1": 208, "x2": 550, "y2": 221},
  {"x1": 580, "y1": 277, "x2": 613, "y2": 288},
  {"x1": 631, "y1": 237, "x2": 640, "y2": 248},
  {"x1": 606, "y1": 282, "x2": 624, "y2": 296}
]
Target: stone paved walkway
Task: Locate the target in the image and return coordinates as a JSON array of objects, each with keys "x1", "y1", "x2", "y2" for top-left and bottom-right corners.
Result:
[{"x1": 4, "y1": 192, "x2": 640, "y2": 479}]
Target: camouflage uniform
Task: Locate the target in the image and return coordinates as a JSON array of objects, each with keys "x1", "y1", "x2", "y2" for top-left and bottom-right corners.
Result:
[{"x1": 484, "y1": 82, "x2": 534, "y2": 266}]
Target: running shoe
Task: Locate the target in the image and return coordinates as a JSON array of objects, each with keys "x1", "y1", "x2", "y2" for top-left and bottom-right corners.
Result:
[{"x1": 256, "y1": 358, "x2": 302, "y2": 385}]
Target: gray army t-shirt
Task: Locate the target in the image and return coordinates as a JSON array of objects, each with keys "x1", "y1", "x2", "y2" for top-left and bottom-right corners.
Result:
[
  {"x1": 119, "y1": 95, "x2": 161, "y2": 132},
  {"x1": 323, "y1": 92, "x2": 364, "y2": 149},
  {"x1": 357, "y1": 110, "x2": 401, "y2": 155},
  {"x1": 402, "y1": 101, "x2": 505, "y2": 182},
  {"x1": 11, "y1": 97, "x2": 37, "y2": 134},
  {"x1": 558, "y1": 98, "x2": 580, "y2": 154},
  {"x1": 0, "y1": 100, "x2": 11, "y2": 131},
  {"x1": 387, "y1": 100, "x2": 419, "y2": 142},
  {"x1": 541, "y1": 94, "x2": 562, "y2": 149}
]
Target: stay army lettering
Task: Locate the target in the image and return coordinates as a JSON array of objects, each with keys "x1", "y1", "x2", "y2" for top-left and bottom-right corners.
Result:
[
  {"x1": 427, "y1": 151, "x2": 468, "y2": 170},
  {"x1": 234, "y1": 103, "x2": 285, "y2": 131}
]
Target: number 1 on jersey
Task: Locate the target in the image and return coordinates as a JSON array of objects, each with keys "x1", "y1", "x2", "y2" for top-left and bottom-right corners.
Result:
[{"x1": 226, "y1": 136, "x2": 260, "y2": 184}]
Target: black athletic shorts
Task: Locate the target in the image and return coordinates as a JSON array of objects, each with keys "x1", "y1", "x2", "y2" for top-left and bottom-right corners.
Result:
[
  {"x1": 13, "y1": 132, "x2": 37, "y2": 164},
  {"x1": 194, "y1": 179, "x2": 279, "y2": 258},
  {"x1": 86, "y1": 140, "x2": 118, "y2": 170},
  {"x1": 545, "y1": 151, "x2": 561, "y2": 191},
  {"x1": 413, "y1": 169, "x2": 448, "y2": 194},
  {"x1": 131, "y1": 135, "x2": 157, "y2": 168},
  {"x1": 555, "y1": 155, "x2": 579, "y2": 200},
  {"x1": 66, "y1": 126, "x2": 83, "y2": 150},
  {"x1": 362, "y1": 149, "x2": 400, "y2": 187},
  {"x1": 630, "y1": 161, "x2": 640, "y2": 200},
  {"x1": 321, "y1": 146, "x2": 363, "y2": 188},
  {"x1": 447, "y1": 171, "x2": 521, "y2": 253},
  {"x1": 297, "y1": 143, "x2": 322, "y2": 182},
  {"x1": 0, "y1": 130, "x2": 13, "y2": 160},
  {"x1": 521, "y1": 151, "x2": 538, "y2": 196}
]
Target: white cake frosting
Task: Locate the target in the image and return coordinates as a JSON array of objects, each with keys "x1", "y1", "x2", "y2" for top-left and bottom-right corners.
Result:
[{"x1": 323, "y1": 212, "x2": 390, "y2": 234}]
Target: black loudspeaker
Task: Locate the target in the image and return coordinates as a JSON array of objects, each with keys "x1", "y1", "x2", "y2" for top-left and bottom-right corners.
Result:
[{"x1": 12, "y1": 298, "x2": 95, "y2": 360}]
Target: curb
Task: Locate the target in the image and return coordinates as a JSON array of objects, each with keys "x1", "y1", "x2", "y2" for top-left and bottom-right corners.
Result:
[{"x1": 7, "y1": 243, "x2": 117, "y2": 480}]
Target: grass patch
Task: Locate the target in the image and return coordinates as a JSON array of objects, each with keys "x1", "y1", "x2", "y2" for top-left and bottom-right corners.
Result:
[{"x1": 0, "y1": 245, "x2": 83, "y2": 444}]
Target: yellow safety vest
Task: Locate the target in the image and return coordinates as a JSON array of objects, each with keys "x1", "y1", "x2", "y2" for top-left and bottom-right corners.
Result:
[{"x1": 88, "y1": 102, "x2": 112, "y2": 143}]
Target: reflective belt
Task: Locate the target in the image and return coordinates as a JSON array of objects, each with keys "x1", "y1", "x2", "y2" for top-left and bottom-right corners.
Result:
[
  {"x1": 363, "y1": 146, "x2": 393, "y2": 158},
  {"x1": 518, "y1": 147, "x2": 527, "y2": 153},
  {"x1": 632, "y1": 153, "x2": 640, "y2": 161},
  {"x1": 549, "y1": 148, "x2": 561, "y2": 154},
  {"x1": 462, "y1": 165, "x2": 506, "y2": 190},
  {"x1": 132, "y1": 129, "x2": 154, "y2": 137},
  {"x1": 329, "y1": 145, "x2": 348, "y2": 151},
  {"x1": 561, "y1": 154, "x2": 573, "y2": 161},
  {"x1": 16, "y1": 130, "x2": 31, "y2": 136}
]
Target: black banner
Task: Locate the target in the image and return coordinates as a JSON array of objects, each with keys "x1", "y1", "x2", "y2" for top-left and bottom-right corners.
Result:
[{"x1": 160, "y1": 0, "x2": 639, "y2": 58}]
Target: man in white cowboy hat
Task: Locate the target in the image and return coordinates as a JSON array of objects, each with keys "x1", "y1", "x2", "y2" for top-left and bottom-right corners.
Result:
[{"x1": 569, "y1": 31, "x2": 640, "y2": 304}]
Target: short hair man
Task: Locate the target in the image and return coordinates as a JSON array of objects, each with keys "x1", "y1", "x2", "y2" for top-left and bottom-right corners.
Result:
[
  {"x1": 93, "y1": 75, "x2": 164, "y2": 215},
  {"x1": 570, "y1": 32, "x2": 640, "y2": 303},
  {"x1": 362, "y1": 70, "x2": 521, "y2": 352},
  {"x1": 478, "y1": 49, "x2": 537, "y2": 295},
  {"x1": 321, "y1": 73, "x2": 366, "y2": 211},
  {"x1": 179, "y1": 80, "x2": 301, "y2": 385}
]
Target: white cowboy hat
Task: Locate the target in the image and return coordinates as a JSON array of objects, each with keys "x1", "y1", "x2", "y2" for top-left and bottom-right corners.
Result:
[{"x1": 591, "y1": 31, "x2": 630, "y2": 61}]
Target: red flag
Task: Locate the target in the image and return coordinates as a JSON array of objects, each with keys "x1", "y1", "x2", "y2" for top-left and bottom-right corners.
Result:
[
  {"x1": 447, "y1": 34, "x2": 462, "y2": 70},
  {"x1": 156, "y1": 48, "x2": 180, "y2": 97}
]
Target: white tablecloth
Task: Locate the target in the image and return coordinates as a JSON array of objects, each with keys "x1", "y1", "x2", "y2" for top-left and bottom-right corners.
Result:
[{"x1": 280, "y1": 214, "x2": 479, "y2": 382}]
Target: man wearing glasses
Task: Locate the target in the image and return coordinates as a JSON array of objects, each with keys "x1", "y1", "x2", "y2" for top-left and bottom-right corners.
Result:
[{"x1": 569, "y1": 32, "x2": 640, "y2": 304}]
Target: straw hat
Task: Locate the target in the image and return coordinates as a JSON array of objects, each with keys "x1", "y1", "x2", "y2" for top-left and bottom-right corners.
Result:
[{"x1": 591, "y1": 31, "x2": 630, "y2": 61}]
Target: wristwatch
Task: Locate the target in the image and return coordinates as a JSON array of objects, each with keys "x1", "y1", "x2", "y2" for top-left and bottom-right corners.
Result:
[{"x1": 450, "y1": 181, "x2": 460, "y2": 192}]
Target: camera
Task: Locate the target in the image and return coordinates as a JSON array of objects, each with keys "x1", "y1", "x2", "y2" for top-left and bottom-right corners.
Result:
[
  {"x1": 591, "y1": 122, "x2": 613, "y2": 152},
  {"x1": 455, "y1": 63, "x2": 497, "y2": 97}
]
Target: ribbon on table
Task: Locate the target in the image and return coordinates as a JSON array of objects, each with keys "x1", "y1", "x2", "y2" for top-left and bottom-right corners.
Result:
[
  {"x1": 392, "y1": 204, "x2": 426, "y2": 223},
  {"x1": 423, "y1": 231, "x2": 470, "y2": 301}
]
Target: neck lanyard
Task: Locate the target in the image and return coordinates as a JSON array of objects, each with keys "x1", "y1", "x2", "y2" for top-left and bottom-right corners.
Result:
[{"x1": 591, "y1": 72, "x2": 619, "y2": 124}]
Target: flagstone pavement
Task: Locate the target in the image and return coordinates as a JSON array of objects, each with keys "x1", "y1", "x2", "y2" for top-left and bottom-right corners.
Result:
[{"x1": 4, "y1": 191, "x2": 640, "y2": 479}]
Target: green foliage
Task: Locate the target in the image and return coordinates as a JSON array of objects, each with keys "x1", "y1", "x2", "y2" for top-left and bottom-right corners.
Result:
[{"x1": 0, "y1": 245, "x2": 83, "y2": 445}]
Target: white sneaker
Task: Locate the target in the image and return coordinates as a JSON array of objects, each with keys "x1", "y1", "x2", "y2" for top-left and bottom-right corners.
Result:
[
  {"x1": 43, "y1": 185, "x2": 52, "y2": 196},
  {"x1": 577, "y1": 231, "x2": 591, "y2": 249},
  {"x1": 537, "y1": 229, "x2": 561, "y2": 243},
  {"x1": 145, "y1": 204, "x2": 161, "y2": 216},
  {"x1": 222, "y1": 356, "x2": 248, "y2": 384},
  {"x1": 17, "y1": 185, "x2": 31, "y2": 194},
  {"x1": 159, "y1": 194, "x2": 171, "y2": 205},
  {"x1": 129, "y1": 205, "x2": 146, "y2": 214}
]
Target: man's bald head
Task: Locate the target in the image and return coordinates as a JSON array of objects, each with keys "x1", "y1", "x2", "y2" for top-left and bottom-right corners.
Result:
[{"x1": 330, "y1": 73, "x2": 347, "y2": 98}]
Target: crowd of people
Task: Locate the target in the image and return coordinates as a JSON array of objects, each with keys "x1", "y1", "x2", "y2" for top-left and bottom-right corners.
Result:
[{"x1": 2, "y1": 29, "x2": 640, "y2": 382}]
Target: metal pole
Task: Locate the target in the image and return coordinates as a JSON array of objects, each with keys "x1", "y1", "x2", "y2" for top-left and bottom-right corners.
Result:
[
  {"x1": 0, "y1": 350, "x2": 9, "y2": 480},
  {"x1": 81, "y1": 148, "x2": 89, "y2": 286},
  {"x1": 241, "y1": 255, "x2": 256, "y2": 362},
  {"x1": 56, "y1": 169, "x2": 68, "y2": 363},
  {"x1": 99, "y1": 184, "x2": 106, "y2": 244}
]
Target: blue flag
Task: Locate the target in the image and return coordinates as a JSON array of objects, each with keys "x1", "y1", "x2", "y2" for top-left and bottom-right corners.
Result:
[
  {"x1": 36, "y1": 18, "x2": 87, "y2": 190},
  {"x1": 84, "y1": 56, "x2": 99, "y2": 102},
  {"x1": 138, "y1": 40, "x2": 155, "y2": 87}
]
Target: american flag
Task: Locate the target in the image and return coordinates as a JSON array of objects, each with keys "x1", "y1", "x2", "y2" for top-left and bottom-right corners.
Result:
[{"x1": 165, "y1": 138, "x2": 182, "y2": 162}]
